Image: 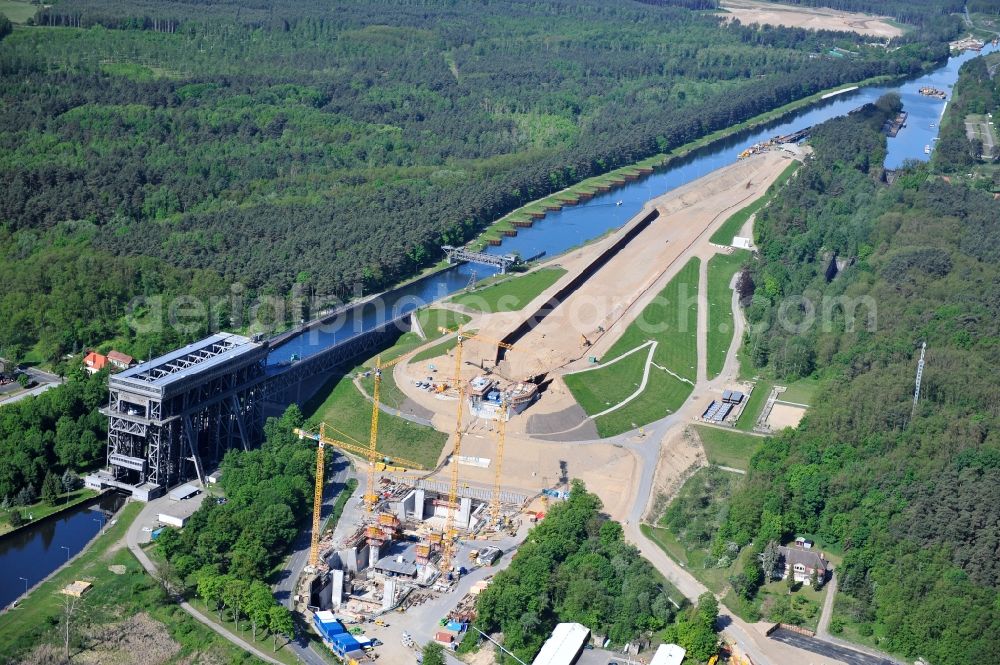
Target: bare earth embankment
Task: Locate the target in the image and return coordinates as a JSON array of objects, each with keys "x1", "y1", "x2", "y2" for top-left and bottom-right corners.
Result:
[{"x1": 719, "y1": 0, "x2": 904, "y2": 38}]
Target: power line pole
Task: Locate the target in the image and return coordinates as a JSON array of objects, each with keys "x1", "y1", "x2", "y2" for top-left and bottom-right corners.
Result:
[{"x1": 911, "y1": 341, "x2": 926, "y2": 420}]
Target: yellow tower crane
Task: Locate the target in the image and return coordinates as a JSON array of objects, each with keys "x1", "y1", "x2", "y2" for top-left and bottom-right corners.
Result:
[
  {"x1": 488, "y1": 395, "x2": 509, "y2": 527},
  {"x1": 295, "y1": 423, "x2": 425, "y2": 568},
  {"x1": 436, "y1": 327, "x2": 514, "y2": 572},
  {"x1": 365, "y1": 354, "x2": 407, "y2": 511}
]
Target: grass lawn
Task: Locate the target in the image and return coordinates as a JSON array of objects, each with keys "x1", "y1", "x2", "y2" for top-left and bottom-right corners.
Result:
[
  {"x1": 354, "y1": 310, "x2": 471, "y2": 410},
  {"x1": 450, "y1": 267, "x2": 566, "y2": 313},
  {"x1": 735, "y1": 380, "x2": 772, "y2": 432},
  {"x1": 756, "y1": 579, "x2": 827, "y2": 631},
  {"x1": 562, "y1": 347, "x2": 650, "y2": 415},
  {"x1": 694, "y1": 425, "x2": 764, "y2": 470},
  {"x1": 593, "y1": 371, "x2": 693, "y2": 437},
  {"x1": 706, "y1": 250, "x2": 749, "y2": 379},
  {"x1": 187, "y1": 596, "x2": 304, "y2": 665},
  {"x1": 709, "y1": 161, "x2": 800, "y2": 246},
  {"x1": 356, "y1": 331, "x2": 426, "y2": 410},
  {"x1": 0, "y1": 503, "x2": 263, "y2": 663},
  {"x1": 564, "y1": 257, "x2": 699, "y2": 437},
  {"x1": 644, "y1": 466, "x2": 747, "y2": 594},
  {"x1": 0, "y1": 0, "x2": 37, "y2": 22},
  {"x1": 409, "y1": 328, "x2": 479, "y2": 364},
  {"x1": 304, "y1": 366, "x2": 447, "y2": 470},
  {"x1": 0, "y1": 488, "x2": 99, "y2": 535},
  {"x1": 828, "y1": 593, "x2": 907, "y2": 659},
  {"x1": 415, "y1": 308, "x2": 471, "y2": 338},
  {"x1": 779, "y1": 376, "x2": 820, "y2": 405}
]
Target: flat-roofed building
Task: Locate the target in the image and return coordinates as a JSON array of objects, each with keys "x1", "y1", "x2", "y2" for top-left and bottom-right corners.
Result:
[
  {"x1": 531, "y1": 622, "x2": 590, "y2": 665},
  {"x1": 89, "y1": 333, "x2": 268, "y2": 500},
  {"x1": 650, "y1": 644, "x2": 686, "y2": 665}
]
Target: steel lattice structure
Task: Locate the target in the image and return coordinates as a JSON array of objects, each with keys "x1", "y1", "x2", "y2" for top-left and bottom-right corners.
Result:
[{"x1": 99, "y1": 333, "x2": 268, "y2": 499}]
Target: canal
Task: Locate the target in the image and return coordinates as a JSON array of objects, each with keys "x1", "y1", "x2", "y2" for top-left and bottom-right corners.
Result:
[
  {"x1": 269, "y1": 42, "x2": 996, "y2": 366},
  {"x1": 0, "y1": 492, "x2": 127, "y2": 610}
]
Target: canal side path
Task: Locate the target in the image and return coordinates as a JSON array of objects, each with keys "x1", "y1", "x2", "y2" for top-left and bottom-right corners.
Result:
[{"x1": 125, "y1": 492, "x2": 286, "y2": 665}]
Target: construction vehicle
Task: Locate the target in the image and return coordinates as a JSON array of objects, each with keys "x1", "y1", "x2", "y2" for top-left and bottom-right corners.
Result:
[{"x1": 294, "y1": 423, "x2": 425, "y2": 568}]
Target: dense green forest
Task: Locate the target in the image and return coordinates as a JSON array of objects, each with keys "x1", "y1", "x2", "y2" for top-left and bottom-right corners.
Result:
[
  {"x1": 717, "y1": 93, "x2": 1000, "y2": 663},
  {"x1": 157, "y1": 406, "x2": 313, "y2": 583},
  {"x1": 0, "y1": 0, "x2": 952, "y2": 363},
  {"x1": 0, "y1": 369, "x2": 107, "y2": 503},
  {"x1": 473, "y1": 482, "x2": 693, "y2": 661}
]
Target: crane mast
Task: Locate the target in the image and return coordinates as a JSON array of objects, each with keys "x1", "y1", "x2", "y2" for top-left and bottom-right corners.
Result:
[
  {"x1": 489, "y1": 395, "x2": 509, "y2": 527},
  {"x1": 365, "y1": 357, "x2": 384, "y2": 512},
  {"x1": 309, "y1": 437, "x2": 325, "y2": 568},
  {"x1": 440, "y1": 332, "x2": 467, "y2": 573},
  {"x1": 295, "y1": 423, "x2": 424, "y2": 568},
  {"x1": 436, "y1": 326, "x2": 516, "y2": 571}
]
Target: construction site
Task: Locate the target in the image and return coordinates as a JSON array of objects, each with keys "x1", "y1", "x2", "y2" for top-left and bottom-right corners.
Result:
[
  {"x1": 265, "y1": 148, "x2": 812, "y2": 664},
  {"x1": 106, "y1": 148, "x2": 809, "y2": 665}
]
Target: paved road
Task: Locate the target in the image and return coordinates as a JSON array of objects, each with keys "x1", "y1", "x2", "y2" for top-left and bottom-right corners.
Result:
[
  {"x1": 125, "y1": 493, "x2": 283, "y2": 665},
  {"x1": 769, "y1": 629, "x2": 897, "y2": 665},
  {"x1": 273, "y1": 452, "x2": 354, "y2": 665},
  {"x1": 813, "y1": 574, "x2": 905, "y2": 665},
  {"x1": 608, "y1": 230, "x2": 864, "y2": 665}
]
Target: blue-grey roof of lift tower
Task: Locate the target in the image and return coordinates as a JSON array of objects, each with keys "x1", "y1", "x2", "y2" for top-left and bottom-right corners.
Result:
[{"x1": 111, "y1": 332, "x2": 264, "y2": 389}]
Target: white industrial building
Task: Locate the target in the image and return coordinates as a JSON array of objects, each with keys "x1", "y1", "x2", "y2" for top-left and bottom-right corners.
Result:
[
  {"x1": 650, "y1": 643, "x2": 686, "y2": 665},
  {"x1": 531, "y1": 622, "x2": 590, "y2": 665}
]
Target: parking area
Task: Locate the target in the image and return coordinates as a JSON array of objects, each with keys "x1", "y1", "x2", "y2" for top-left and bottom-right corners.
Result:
[
  {"x1": 576, "y1": 646, "x2": 642, "y2": 665},
  {"x1": 769, "y1": 628, "x2": 897, "y2": 665},
  {"x1": 132, "y1": 490, "x2": 209, "y2": 544}
]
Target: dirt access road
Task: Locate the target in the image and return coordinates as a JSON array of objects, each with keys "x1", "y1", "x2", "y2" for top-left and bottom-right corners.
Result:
[{"x1": 719, "y1": 0, "x2": 904, "y2": 38}]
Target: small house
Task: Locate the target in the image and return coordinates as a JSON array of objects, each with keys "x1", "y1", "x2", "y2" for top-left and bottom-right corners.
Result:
[
  {"x1": 777, "y1": 545, "x2": 829, "y2": 585},
  {"x1": 83, "y1": 352, "x2": 108, "y2": 374},
  {"x1": 107, "y1": 350, "x2": 135, "y2": 370}
]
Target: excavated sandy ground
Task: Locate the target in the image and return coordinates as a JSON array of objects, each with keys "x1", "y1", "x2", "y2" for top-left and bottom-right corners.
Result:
[
  {"x1": 767, "y1": 402, "x2": 807, "y2": 429},
  {"x1": 452, "y1": 429, "x2": 640, "y2": 520},
  {"x1": 391, "y1": 150, "x2": 796, "y2": 519},
  {"x1": 644, "y1": 426, "x2": 707, "y2": 522},
  {"x1": 473, "y1": 152, "x2": 793, "y2": 381},
  {"x1": 720, "y1": 0, "x2": 903, "y2": 38}
]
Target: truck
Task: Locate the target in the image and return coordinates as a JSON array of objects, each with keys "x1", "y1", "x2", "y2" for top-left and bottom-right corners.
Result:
[{"x1": 157, "y1": 513, "x2": 187, "y2": 528}]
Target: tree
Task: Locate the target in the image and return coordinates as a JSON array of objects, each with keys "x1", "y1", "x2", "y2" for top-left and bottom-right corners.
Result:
[
  {"x1": 760, "y1": 540, "x2": 781, "y2": 582},
  {"x1": 15, "y1": 484, "x2": 36, "y2": 507},
  {"x1": 41, "y1": 471, "x2": 62, "y2": 506},
  {"x1": 9, "y1": 509, "x2": 24, "y2": 528},
  {"x1": 422, "y1": 642, "x2": 446, "y2": 665},
  {"x1": 61, "y1": 593, "x2": 82, "y2": 660},
  {"x1": 810, "y1": 569, "x2": 821, "y2": 590},
  {"x1": 668, "y1": 593, "x2": 719, "y2": 663},
  {"x1": 61, "y1": 469, "x2": 80, "y2": 493},
  {"x1": 222, "y1": 576, "x2": 250, "y2": 631},
  {"x1": 197, "y1": 571, "x2": 226, "y2": 620},
  {"x1": 268, "y1": 605, "x2": 294, "y2": 652},
  {"x1": 247, "y1": 581, "x2": 275, "y2": 642},
  {"x1": 17, "y1": 373, "x2": 28, "y2": 389}
]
